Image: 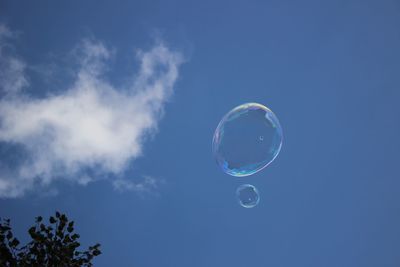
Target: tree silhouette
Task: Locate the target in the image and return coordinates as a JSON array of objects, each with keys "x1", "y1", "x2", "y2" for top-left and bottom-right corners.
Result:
[{"x1": 0, "y1": 212, "x2": 101, "y2": 267}]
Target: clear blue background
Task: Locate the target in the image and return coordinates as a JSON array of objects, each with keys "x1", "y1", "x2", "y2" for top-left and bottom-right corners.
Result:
[{"x1": 1, "y1": 0, "x2": 400, "y2": 266}]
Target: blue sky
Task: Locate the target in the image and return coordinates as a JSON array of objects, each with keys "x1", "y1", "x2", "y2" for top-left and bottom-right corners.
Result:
[{"x1": 1, "y1": 0, "x2": 400, "y2": 266}]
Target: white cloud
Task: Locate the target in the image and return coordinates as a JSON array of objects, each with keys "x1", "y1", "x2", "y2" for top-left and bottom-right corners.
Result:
[
  {"x1": 0, "y1": 25, "x2": 28, "y2": 95},
  {"x1": 113, "y1": 176, "x2": 160, "y2": 193},
  {"x1": 0, "y1": 26, "x2": 183, "y2": 198}
]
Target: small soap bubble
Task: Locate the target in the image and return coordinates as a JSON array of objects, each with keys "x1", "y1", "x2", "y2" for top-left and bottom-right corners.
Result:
[
  {"x1": 236, "y1": 184, "x2": 260, "y2": 208},
  {"x1": 212, "y1": 103, "x2": 283, "y2": 177}
]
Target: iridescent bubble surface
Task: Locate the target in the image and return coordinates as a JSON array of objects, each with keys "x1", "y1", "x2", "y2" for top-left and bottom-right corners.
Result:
[
  {"x1": 212, "y1": 103, "x2": 283, "y2": 177},
  {"x1": 236, "y1": 184, "x2": 260, "y2": 208}
]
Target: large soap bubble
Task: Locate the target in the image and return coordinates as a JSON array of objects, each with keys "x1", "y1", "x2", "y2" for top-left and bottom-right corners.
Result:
[
  {"x1": 236, "y1": 184, "x2": 260, "y2": 208},
  {"x1": 212, "y1": 103, "x2": 283, "y2": 177}
]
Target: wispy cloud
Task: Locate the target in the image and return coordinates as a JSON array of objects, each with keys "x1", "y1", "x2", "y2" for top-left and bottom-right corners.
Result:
[
  {"x1": 0, "y1": 25, "x2": 183, "y2": 198},
  {"x1": 113, "y1": 176, "x2": 161, "y2": 194},
  {"x1": 0, "y1": 25, "x2": 28, "y2": 95}
]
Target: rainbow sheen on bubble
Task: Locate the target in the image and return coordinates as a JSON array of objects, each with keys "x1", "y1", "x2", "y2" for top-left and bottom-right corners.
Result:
[
  {"x1": 212, "y1": 103, "x2": 283, "y2": 177},
  {"x1": 236, "y1": 184, "x2": 260, "y2": 208}
]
